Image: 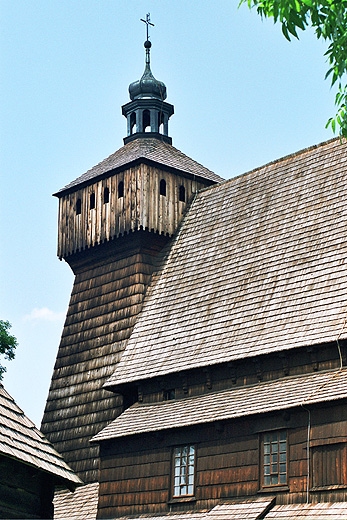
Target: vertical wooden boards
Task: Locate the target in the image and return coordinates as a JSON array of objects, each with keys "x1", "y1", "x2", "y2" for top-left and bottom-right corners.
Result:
[{"x1": 57, "y1": 164, "x2": 208, "y2": 259}]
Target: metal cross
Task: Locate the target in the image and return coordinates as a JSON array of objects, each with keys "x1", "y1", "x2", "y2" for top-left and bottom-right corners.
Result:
[{"x1": 140, "y1": 13, "x2": 154, "y2": 41}]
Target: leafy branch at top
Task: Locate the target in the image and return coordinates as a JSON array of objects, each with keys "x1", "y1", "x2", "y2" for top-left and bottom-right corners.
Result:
[
  {"x1": 0, "y1": 320, "x2": 17, "y2": 380},
  {"x1": 239, "y1": 0, "x2": 347, "y2": 136}
]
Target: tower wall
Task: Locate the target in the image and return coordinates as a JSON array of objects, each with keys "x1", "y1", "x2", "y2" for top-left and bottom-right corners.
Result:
[
  {"x1": 41, "y1": 232, "x2": 169, "y2": 483},
  {"x1": 57, "y1": 163, "x2": 206, "y2": 260}
]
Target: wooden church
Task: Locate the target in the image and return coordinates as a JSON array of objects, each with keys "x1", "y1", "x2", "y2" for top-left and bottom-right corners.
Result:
[{"x1": 41, "y1": 17, "x2": 347, "y2": 519}]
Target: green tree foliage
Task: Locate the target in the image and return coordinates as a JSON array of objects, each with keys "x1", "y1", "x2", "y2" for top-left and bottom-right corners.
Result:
[
  {"x1": 239, "y1": 0, "x2": 347, "y2": 136},
  {"x1": 0, "y1": 320, "x2": 17, "y2": 380}
]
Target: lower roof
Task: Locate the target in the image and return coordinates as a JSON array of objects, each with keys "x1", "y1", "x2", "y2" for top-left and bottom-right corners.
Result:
[
  {"x1": 54, "y1": 482, "x2": 99, "y2": 520},
  {"x1": 0, "y1": 384, "x2": 81, "y2": 489},
  {"x1": 93, "y1": 368, "x2": 347, "y2": 442}
]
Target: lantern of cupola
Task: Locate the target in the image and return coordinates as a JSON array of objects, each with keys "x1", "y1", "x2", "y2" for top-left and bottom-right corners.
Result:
[{"x1": 122, "y1": 33, "x2": 174, "y2": 144}]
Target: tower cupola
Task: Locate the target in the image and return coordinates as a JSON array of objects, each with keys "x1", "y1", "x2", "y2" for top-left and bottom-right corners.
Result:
[{"x1": 122, "y1": 14, "x2": 174, "y2": 145}]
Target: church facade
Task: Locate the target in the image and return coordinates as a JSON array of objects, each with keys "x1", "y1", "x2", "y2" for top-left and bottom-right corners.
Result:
[{"x1": 42, "y1": 24, "x2": 347, "y2": 519}]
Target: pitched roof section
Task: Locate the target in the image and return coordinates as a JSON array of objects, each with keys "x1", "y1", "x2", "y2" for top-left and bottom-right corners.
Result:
[
  {"x1": 54, "y1": 483, "x2": 99, "y2": 520},
  {"x1": 0, "y1": 384, "x2": 82, "y2": 489},
  {"x1": 107, "y1": 497, "x2": 274, "y2": 520},
  {"x1": 106, "y1": 138, "x2": 347, "y2": 388},
  {"x1": 206, "y1": 498, "x2": 275, "y2": 520},
  {"x1": 55, "y1": 138, "x2": 223, "y2": 195},
  {"x1": 94, "y1": 368, "x2": 347, "y2": 441},
  {"x1": 266, "y1": 502, "x2": 347, "y2": 519}
]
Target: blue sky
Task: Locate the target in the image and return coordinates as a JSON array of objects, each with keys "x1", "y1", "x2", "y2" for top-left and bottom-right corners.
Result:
[{"x1": 0, "y1": 0, "x2": 336, "y2": 427}]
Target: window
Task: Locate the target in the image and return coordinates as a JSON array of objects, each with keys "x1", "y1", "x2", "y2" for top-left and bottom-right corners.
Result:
[
  {"x1": 173, "y1": 445, "x2": 195, "y2": 497},
  {"x1": 118, "y1": 181, "x2": 124, "y2": 199},
  {"x1": 163, "y1": 389, "x2": 175, "y2": 401},
  {"x1": 143, "y1": 109, "x2": 151, "y2": 132},
  {"x1": 262, "y1": 431, "x2": 287, "y2": 486},
  {"x1": 103, "y1": 186, "x2": 110, "y2": 204},
  {"x1": 311, "y1": 443, "x2": 347, "y2": 489},
  {"x1": 90, "y1": 192, "x2": 96, "y2": 209},
  {"x1": 160, "y1": 179, "x2": 166, "y2": 196},
  {"x1": 179, "y1": 185, "x2": 186, "y2": 202},
  {"x1": 130, "y1": 112, "x2": 136, "y2": 134},
  {"x1": 76, "y1": 198, "x2": 82, "y2": 215}
]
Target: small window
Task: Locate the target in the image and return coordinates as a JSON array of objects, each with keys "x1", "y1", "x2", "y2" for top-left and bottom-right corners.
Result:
[
  {"x1": 173, "y1": 445, "x2": 195, "y2": 497},
  {"x1": 179, "y1": 185, "x2": 186, "y2": 202},
  {"x1": 160, "y1": 179, "x2": 166, "y2": 197},
  {"x1": 90, "y1": 192, "x2": 96, "y2": 210},
  {"x1": 164, "y1": 389, "x2": 175, "y2": 401},
  {"x1": 76, "y1": 198, "x2": 82, "y2": 215},
  {"x1": 103, "y1": 186, "x2": 110, "y2": 204},
  {"x1": 262, "y1": 431, "x2": 287, "y2": 486},
  {"x1": 118, "y1": 181, "x2": 124, "y2": 198}
]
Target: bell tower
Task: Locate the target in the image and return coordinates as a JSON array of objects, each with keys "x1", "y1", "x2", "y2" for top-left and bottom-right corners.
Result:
[{"x1": 41, "y1": 15, "x2": 223, "y2": 484}]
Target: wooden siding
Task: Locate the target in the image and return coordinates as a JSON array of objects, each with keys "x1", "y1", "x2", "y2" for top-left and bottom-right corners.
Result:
[
  {"x1": 97, "y1": 403, "x2": 347, "y2": 518},
  {"x1": 41, "y1": 233, "x2": 169, "y2": 483},
  {"x1": 57, "y1": 164, "x2": 206, "y2": 260},
  {"x1": 0, "y1": 457, "x2": 54, "y2": 519}
]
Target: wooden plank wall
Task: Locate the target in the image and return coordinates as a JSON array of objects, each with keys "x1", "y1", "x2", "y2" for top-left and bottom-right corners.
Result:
[
  {"x1": 97, "y1": 404, "x2": 347, "y2": 518},
  {"x1": 41, "y1": 234, "x2": 169, "y2": 483},
  {"x1": 0, "y1": 456, "x2": 54, "y2": 519},
  {"x1": 57, "y1": 165, "x2": 206, "y2": 259}
]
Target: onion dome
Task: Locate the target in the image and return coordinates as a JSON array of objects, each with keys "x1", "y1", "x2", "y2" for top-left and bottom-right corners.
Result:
[{"x1": 128, "y1": 40, "x2": 167, "y2": 101}]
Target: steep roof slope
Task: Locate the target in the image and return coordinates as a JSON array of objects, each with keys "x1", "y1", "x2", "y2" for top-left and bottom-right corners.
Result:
[
  {"x1": 0, "y1": 384, "x2": 81, "y2": 489},
  {"x1": 106, "y1": 138, "x2": 347, "y2": 388},
  {"x1": 56, "y1": 137, "x2": 223, "y2": 195}
]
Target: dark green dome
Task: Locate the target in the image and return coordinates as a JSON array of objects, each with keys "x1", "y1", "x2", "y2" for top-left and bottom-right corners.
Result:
[{"x1": 128, "y1": 41, "x2": 167, "y2": 101}]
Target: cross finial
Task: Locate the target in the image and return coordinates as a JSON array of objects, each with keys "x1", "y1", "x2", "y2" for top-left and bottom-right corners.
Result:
[{"x1": 140, "y1": 13, "x2": 154, "y2": 41}]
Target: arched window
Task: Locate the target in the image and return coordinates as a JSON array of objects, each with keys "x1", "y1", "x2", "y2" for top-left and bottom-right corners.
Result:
[
  {"x1": 118, "y1": 180, "x2": 124, "y2": 198},
  {"x1": 143, "y1": 109, "x2": 151, "y2": 132},
  {"x1": 90, "y1": 192, "x2": 96, "y2": 210},
  {"x1": 103, "y1": 186, "x2": 110, "y2": 204},
  {"x1": 160, "y1": 179, "x2": 166, "y2": 197},
  {"x1": 130, "y1": 112, "x2": 136, "y2": 135},
  {"x1": 179, "y1": 185, "x2": 186, "y2": 202},
  {"x1": 76, "y1": 198, "x2": 82, "y2": 215},
  {"x1": 158, "y1": 111, "x2": 164, "y2": 134}
]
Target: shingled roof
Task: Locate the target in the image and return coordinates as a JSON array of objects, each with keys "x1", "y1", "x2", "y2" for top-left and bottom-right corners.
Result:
[
  {"x1": 105, "y1": 138, "x2": 347, "y2": 389},
  {"x1": 54, "y1": 483, "x2": 99, "y2": 520},
  {"x1": 55, "y1": 137, "x2": 223, "y2": 195},
  {"x1": 94, "y1": 368, "x2": 347, "y2": 441},
  {"x1": 0, "y1": 384, "x2": 81, "y2": 489},
  {"x1": 266, "y1": 502, "x2": 347, "y2": 518},
  {"x1": 100, "y1": 497, "x2": 275, "y2": 520}
]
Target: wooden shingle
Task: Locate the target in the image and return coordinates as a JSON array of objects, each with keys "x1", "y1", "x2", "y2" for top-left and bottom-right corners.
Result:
[
  {"x1": 55, "y1": 137, "x2": 223, "y2": 196},
  {"x1": 0, "y1": 384, "x2": 81, "y2": 488},
  {"x1": 106, "y1": 138, "x2": 347, "y2": 388},
  {"x1": 54, "y1": 482, "x2": 99, "y2": 520},
  {"x1": 93, "y1": 368, "x2": 347, "y2": 441},
  {"x1": 266, "y1": 502, "x2": 347, "y2": 518}
]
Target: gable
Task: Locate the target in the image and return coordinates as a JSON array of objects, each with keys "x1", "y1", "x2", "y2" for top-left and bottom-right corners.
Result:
[{"x1": 106, "y1": 138, "x2": 347, "y2": 388}]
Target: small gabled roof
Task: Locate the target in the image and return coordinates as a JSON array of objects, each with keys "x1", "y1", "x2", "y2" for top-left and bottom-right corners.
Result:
[
  {"x1": 105, "y1": 137, "x2": 347, "y2": 389},
  {"x1": 55, "y1": 137, "x2": 223, "y2": 196},
  {"x1": 94, "y1": 368, "x2": 347, "y2": 441},
  {"x1": 0, "y1": 384, "x2": 82, "y2": 489}
]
